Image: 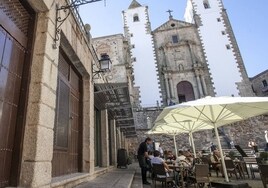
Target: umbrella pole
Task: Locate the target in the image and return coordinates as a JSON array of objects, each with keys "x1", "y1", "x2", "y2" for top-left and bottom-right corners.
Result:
[
  {"x1": 189, "y1": 132, "x2": 196, "y2": 158},
  {"x1": 173, "y1": 135, "x2": 178, "y2": 157},
  {"x1": 214, "y1": 126, "x2": 229, "y2": 182}
]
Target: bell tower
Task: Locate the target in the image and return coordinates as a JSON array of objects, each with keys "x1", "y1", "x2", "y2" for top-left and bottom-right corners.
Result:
[
  {"x1": 184, "y1": 0, "x2": 254, "y2": 96},
  {"x1": 122, "y1": 0, "x2": 162, "y2": 107}
]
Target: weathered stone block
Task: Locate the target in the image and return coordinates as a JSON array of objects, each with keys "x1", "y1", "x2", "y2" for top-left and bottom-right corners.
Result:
[
  {"x1": 31, "y1": 54, "x2": 58, "y2": 91},
  {"x1": 28, "y1": 82, "x2": 57, "y2": 109},
  {"x1": 20, "y1": 161, "x2": 52, "y2": 187},
  {"x1": 23, "y1": 125, "x2": 54, "y2": 162},
  {"x1": 27, "y1": 102, "x2": 56, "y2": 130}
]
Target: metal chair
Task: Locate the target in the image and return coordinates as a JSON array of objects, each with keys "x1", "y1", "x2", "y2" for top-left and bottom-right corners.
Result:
[
  {"x1": 152, "y1": 163, "x2": 174, "y2": 188},
  {"x1": 225, "y1": 159, "x2": 239, "y2": 179},
  {"x1": 194, "y1": 164, "x2": 211, "y2": 188},
  {"x1": 259, "y1": 164, "x2": 268, "y2": 188},
  {"x1": 243, "y1": 157, "x2": 259, "y2": 179}
]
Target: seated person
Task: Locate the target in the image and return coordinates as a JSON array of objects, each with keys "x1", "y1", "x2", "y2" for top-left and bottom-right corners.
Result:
[
  {"x1": 166, "y1": 151, "x2": 176, "y2": 161},
  {"x1": 210, "y1": 150, "x2": 222, "y2": 175},
  {"x1": 184, "y1": 150, "x2": 194, "y2": 165},
  {"x1": 151, "y1": 150, "x2": 172, "y2": 176},
  {"x1": 175, "y1": 150, "x2": 192, "y2": 167}
]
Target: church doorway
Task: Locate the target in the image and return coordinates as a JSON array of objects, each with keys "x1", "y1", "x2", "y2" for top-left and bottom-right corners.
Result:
[{"x1": 177, "y1": 81, "x2": 195, "y2": 103}]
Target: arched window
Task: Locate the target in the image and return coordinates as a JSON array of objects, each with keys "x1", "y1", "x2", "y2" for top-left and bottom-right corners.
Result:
[
  {"x1": 203, "y1": 0, "x2": 210, "y2": 9},
  {"x1": 177, "y1": 81, "x2": 195, "y2": 103},
  {"x1": 133, "y1": 14, "x2": 139, "y2": 22}
]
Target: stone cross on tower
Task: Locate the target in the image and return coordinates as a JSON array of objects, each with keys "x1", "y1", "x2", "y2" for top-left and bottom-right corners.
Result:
[{"x1": 167, "y1": 9, "x2": 173, "y2": 19}]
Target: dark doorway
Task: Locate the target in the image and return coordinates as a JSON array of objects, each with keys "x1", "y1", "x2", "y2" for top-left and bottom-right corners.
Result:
[
  {"x1": 177, "y1": 81, "x2": 195, "y2": 103},
  {"x1": 52, "y1": 51, "x2": 82, "y2": 177}
]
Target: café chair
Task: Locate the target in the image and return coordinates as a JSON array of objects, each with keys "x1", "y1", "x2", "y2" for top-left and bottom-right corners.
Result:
[
  {"x1": 225, "y1": 159, "x2": 239, "y2": 179},
  {"x1": 152, "y1": 163, "x2": 175, "y2": 188},
  {"x1": 200, "y1": 156, "x2": 219, "y2": 177},
  {"x1": 194, "y1": 164, "x2": 211, "y2": 188}
]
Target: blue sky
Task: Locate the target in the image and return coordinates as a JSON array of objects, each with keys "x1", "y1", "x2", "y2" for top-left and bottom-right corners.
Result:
[{"x1": 79, "y1": 0, "x2": 268, "y2": 77}]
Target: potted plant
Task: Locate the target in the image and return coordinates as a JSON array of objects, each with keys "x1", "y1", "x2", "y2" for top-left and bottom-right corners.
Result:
[{"x1": 259, "y1": 152, "x2": 268, "y2": 164}]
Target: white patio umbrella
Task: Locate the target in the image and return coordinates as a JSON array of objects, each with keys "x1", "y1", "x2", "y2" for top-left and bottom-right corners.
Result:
[
  {"x1": 154, "y1": 96, "x2": 268, "y2": 182},
  {"x1": 149, "y1": 121, "x2": 213, "y2": 158}
]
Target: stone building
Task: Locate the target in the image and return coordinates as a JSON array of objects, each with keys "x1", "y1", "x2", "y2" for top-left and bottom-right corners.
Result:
[
  {"x1": 152, "y1": 16, "x2": 215, "y2": 106},
  {"x1": 250, "y1": 69, "x2": 268, "y2": 97},
  {"x1": 0, "y1": 0, "x2": 130, "y2": 187},
  {"x1": 184, "y1": 0, "x2": 254, "y2": 97},
  {"x1": 93, "y1": 34, "x2": 137, "y2": 138}
]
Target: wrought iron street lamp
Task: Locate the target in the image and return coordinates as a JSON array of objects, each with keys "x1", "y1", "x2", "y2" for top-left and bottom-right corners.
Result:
[{"x1": 93, "y1": 53, "x2": 112, "y2": 78}]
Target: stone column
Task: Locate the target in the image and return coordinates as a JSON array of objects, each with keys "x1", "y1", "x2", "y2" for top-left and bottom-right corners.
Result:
[
  {"x1": 121, "y1": 132, "x2": 125, "y2": 149},
  {"x1": 110, "y1": 119, "x2": 117, "y2": 165},
  {"x1": 20, "y1": 10, "x2": 58, "y2": 187},
  {"x1": 101, "y1": 110, "x2": 109, "y2": 167},
  {"x1": 201, "y1": 76, "x2": 208, "y2": 96},
  {"x1": 196, "y1": 75, "x2": 204, "y2": 98},
  {"x1": 117, "y1": 127, "x2": 122, "y2": 149},
  {"x1": 89, "y1": 79, "x2": 95, "y2": 174},
  {"x1": 82, "y1": 77, "x2": 92, "y2": 173},
  {"x1": 164, "y1": 74, "x2": 170, "y2": 102},
  {"x1": 169, "y1": 75, "x2": 175, "y2": 99}
]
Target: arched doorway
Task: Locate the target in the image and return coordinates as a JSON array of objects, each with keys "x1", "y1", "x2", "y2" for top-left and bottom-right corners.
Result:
[{"x1": 177, "y1": 81, "x2": 195, "y2": 103}]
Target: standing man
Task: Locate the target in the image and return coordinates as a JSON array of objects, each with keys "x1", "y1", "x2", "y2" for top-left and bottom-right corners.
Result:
[{"x1": 137, "y1": 137, "x2": 153, "y2": 185}]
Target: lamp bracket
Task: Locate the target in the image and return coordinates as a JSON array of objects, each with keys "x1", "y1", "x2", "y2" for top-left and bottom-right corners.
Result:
[
  {"x1": 53, "y1": 0, "x2": 103, "y2": 48},
  {"x1": 92, "y1": 70, "x2": 103, "y2": 78}
]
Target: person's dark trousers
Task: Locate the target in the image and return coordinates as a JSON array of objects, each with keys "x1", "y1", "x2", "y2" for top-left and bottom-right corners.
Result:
[{"x1": 137, "y1": 155, "x2": 148, "y2": 183}]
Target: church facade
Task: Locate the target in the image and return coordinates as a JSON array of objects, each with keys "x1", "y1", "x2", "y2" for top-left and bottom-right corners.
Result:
[{"x1": 152, "y1": 16, "x2": 215, "y2": 106}]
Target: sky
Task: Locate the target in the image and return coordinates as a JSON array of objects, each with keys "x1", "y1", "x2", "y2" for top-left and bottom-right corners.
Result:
[{"x1": 79, "y1": 0, "x2": 268, "y2": 77}]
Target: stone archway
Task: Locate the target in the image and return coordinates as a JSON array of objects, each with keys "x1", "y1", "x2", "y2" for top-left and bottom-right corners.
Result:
[{"x1": 177, "y1": 81, "x2": 195, "y2": 103}]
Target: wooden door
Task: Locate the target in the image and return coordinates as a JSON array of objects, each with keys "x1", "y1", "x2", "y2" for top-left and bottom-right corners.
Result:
[
  {"x1": 52, "y1": 51, "x2": 82, "y2": 177},
  {"x1": 0, "y1": 25, "x2": 27, "y2": 188},
  {"x1": 0, "y1": 1, "x2": 34, "y2": 186}
]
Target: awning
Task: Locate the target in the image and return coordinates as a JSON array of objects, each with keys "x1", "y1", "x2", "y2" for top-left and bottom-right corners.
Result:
[{"x1": 94, "y1": 83, "x2": 136, "y2": 137}]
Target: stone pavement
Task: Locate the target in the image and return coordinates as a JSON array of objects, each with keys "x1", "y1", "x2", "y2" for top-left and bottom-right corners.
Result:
[{"x1": 75, "y1": 165, "x2": 137, "y2": 188}]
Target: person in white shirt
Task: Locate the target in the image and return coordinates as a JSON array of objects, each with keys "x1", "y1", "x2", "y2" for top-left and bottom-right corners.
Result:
[{"x1": 151, "y1": 150, "x2": 171, "y2": 173}]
